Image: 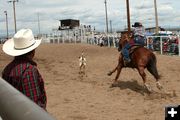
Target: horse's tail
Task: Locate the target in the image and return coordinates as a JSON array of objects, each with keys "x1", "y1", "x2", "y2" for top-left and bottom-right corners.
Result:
[{"x1": 147, "y1": 53, "x2": 160, "y2": 80}]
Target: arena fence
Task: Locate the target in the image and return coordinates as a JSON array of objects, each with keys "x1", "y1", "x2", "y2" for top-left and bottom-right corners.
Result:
[
  {"x1": 146, "y1": 36, "x2": 180, "y2": 56},
  {"x1": 83, "y1": 35, "x2": 180, "y2": 56},
  {"x1": 0, "y1": 77, "x2": 56, "y2": 120},
  {"x1": 42, "y1": 33, "x2": 180, "y2": 56}
]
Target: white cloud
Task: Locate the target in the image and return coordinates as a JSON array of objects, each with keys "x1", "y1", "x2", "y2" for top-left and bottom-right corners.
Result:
[{"x1": 0, "y1": 0, "x2": 180, "y2": 36}]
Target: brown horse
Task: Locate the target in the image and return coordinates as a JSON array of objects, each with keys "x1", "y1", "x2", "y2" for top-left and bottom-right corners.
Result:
[{"x1": 107, "y1": 31, "x2": 163, "y2": 92}]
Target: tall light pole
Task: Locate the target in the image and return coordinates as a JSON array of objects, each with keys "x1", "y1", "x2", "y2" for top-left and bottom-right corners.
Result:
[
  {"x1": 4, "y1": 11, "x2": 9, "y2": 39},
  {"x1": 154, "y1": 0, "x2": 159, "y2": 34},
  {"x1": 110, "y1": 20, "x2": 112, "y2": 33},
  {"x1": 104, "y1": 0, "x2": 109, "y2": 33},
  {"x1": 126, "y1": 0, "x2": 131, "y2": 33},
  {"x1": 104, "y1": 0, "x2": 110, "y2": 47},
  {"x1": 8, "y1": 0, "x2": 18, "y2": 33},
  {"x1": 37, "y1": 12, "x2": 41, "y2": 35}
]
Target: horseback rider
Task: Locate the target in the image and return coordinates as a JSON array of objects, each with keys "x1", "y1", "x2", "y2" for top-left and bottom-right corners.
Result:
[
  {"x1": 121, "y1": 22, "x2": 146, "y2": 63},
  {"x1": 132, "y1": 22, "x2": 146, "y2": 46}
]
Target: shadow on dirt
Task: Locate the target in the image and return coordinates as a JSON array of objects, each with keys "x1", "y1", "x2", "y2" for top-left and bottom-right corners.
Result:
[
  {"x1": 110, "y1": 79, "x2": 177, "y2": 99},
  {"x1": 110, "y1": 79, "x2": 149, "y2": 95}
]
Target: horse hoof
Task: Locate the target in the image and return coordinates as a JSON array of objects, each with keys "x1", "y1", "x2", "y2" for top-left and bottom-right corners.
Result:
[
  {"x1": 144, "y1": 84, "x2": 152, "y2": 93},
  {"x1": 107, "y1": 71, "x2": 112, "y2": 76},
  {"x1": 109, "y1": 81, "x2": 118, "y2": 88},
  {"x1": 110, "y1": 83, "x2": 117, "y2": 88},
  {"x1": 156, "y1": 82, "x2": 163, "y2": 90},
  {"x1": 157, "y1": 84, "x2": 163, "y2": 90}
]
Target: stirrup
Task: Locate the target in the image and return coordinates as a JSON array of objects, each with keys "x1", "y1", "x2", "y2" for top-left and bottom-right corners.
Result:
[
  {"x1": 124, "y1": 58, "x2": 131, "y2": 62},
  {"x1": 123, "y1": 59, "x2": 131, "y2": 66}
]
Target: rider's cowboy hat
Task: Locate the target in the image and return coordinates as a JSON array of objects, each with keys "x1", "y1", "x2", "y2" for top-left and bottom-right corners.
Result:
[
  {"x1": 3, "y1": 28, "x2": 41, "y2": 56},
  {"x1": 132, "y1": 22, "x2": 143, "y2": 27}
]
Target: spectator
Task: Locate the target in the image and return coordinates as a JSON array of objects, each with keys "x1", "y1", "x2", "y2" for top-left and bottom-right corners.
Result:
[
  {"x1": 99, "y1": 36, "x2": 104, "y2": 47},
  {"x1": 2, "y1": 28, "x2": 47, "y2": 110},
  {"x1": 163, "y1": 39, "x2": 169, "y2": 52},
  {"x1": 147, "y1": 37, "x2": 154, "y2": 50},
  {"x1": 175, "y1": 37, "x2": 179, "y2": 44},
  {"x1": 115, "y1": 37, "x2": 119, "y2": 48}
]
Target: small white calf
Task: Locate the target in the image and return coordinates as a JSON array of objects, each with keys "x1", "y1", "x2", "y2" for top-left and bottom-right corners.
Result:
[{"x1": 79, "y1": 52, "x2": 86, "y2": 74}]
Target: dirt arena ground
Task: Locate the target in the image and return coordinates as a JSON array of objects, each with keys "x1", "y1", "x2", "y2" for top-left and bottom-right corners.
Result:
[{"x1": 1, "y1": 43, "x2": 180, "y2": 120}]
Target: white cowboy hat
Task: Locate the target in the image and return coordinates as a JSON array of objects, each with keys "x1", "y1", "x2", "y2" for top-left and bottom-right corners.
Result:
[{"x1": 3, "y1": 28, "x2": 41, "y2": 56}]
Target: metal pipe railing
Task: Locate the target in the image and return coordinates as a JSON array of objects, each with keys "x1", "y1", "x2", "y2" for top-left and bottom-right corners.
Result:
[
  {"x1": 0, "y1": 77, "x2": 56, "y2": 120},
  {"x1": 146, "y1": 35, "x2": 180, "y2": 56},
  {"x1": 178, "y1": 35, "x2": 180, "y2": 56}
]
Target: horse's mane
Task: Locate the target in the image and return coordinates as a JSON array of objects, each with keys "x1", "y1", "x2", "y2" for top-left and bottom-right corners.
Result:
[{"x1": 120, "y1": 31, "x2": 133, "y2": 47}]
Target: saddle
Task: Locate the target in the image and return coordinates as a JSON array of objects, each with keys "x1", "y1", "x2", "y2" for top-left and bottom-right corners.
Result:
[
  {"x1": 129, "y1": 44, "x2": 143, "y2": 54},
  {"x1": 123, "y1": 44, "x2": 143, "y2": 66}
]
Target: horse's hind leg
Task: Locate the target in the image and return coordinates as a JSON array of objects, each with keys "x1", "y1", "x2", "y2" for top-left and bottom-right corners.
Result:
[
  {"x1": 138, "y1": 67, "x2": 152, "y2": 92},
  {"x1": 147, "y1": 62, "x2": 163, "y2": 90},
  {"x1": 156, "y1": 81, "x2": 163, "y2": 90}
]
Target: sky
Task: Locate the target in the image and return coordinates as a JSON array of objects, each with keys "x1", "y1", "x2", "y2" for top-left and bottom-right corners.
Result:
[{"x1": 0, "y1": 0, "x2": 180, "y2": 36}]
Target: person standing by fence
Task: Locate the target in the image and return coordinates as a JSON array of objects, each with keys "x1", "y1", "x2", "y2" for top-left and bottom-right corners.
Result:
[
  {"x1": 2, "y1": 28, "x2": 47, "y2": 110},
  {"x1": 147, "y1": 37, "x2": 154, "y2": 51}
]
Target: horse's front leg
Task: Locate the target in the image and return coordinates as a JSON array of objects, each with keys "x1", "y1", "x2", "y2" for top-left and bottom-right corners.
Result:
[
  {"x1": 111, "y1": 64, "x2": 123, "y2": 87},
  {"x1": 108, "y1": 53, "x2": 123, "y2": 76},
  {"x1": 107, "y1": 66, "x2": 117, "y2": 76},
  {"x1": 114, "y1": 65, "x2": 122, "y2": 82}
]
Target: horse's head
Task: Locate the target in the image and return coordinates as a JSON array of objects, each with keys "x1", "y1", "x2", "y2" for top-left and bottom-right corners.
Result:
[{"x1": 118, "y1": 31, "x2": 133, "y2": 51}]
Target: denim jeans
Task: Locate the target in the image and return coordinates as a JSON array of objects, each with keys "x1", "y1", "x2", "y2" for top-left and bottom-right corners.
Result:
[{"x1": 122, "y1": 43, "x2": 131, "y2": 61}]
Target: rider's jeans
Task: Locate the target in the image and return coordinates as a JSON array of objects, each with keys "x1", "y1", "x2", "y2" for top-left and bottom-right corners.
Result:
[{"x1": 122, "y1": 43, "x2": 131, "y2": 61}]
